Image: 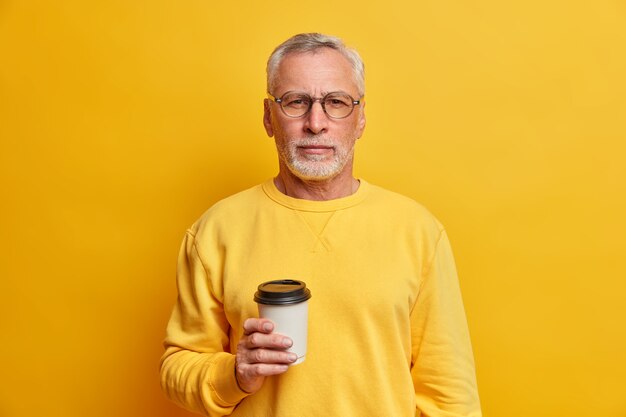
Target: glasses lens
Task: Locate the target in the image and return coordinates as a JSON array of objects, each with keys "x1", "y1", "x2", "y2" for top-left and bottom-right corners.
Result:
[
  {"x1": 280, "y1": 93, "x2": 312, "y2": 117},
  {"x1": 323, "y1": 93, "x2": 354, "y2": 118}
]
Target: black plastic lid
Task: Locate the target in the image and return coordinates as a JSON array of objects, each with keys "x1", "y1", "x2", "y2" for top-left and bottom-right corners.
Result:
[{"x1": 254, "y1": 280, "x2": 312, "y2": 305}]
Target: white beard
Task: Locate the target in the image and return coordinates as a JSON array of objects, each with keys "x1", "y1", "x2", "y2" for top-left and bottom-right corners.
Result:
[{"x1": 276, "y1": 135, "x2": 355, "y2": 180}]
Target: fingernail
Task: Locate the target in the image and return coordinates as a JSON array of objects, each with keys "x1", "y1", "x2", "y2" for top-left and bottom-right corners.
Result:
[
  {"x1": 263, "y1": 323, "x2": 272, "y2": 332},
  {"x1": 283, "y1": 338, "x2": 293, "y2": 347},
  {"x1": 288, "y1": 353, "x2": 297, "y2": 362}
]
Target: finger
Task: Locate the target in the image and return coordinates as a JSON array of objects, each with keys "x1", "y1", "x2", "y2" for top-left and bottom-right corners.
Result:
[
  {"x1": 243, "y1": 318, "x2": 275, "y2": 335},
  {"x1": 243, "y1": 347, "x2": 298, "y2": 364},
  {"x1": 245, "y1": 332, "x2": 293, "y2": 350},
  {"x1": 238, "y1": 362, "x2": 291, "y2": 379}
]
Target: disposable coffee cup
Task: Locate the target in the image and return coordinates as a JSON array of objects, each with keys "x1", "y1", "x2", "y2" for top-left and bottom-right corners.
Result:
[{"x1": 254, "y1": 280, "x2": 312, "y2": 365}]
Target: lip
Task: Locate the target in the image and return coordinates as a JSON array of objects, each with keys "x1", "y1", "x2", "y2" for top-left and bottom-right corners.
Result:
[{"x1": 298, "y1": 145, "x2": 334, "y2": 155}]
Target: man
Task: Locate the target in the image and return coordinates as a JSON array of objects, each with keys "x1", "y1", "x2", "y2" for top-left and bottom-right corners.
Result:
[{"x1": 160, "y1": 33, "x2": 482, "y2": 417}]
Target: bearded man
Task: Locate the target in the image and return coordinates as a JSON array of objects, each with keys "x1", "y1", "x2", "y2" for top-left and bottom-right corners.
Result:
[{"x1": 160, "y1": 33, "x2": 482, "y2": 417}]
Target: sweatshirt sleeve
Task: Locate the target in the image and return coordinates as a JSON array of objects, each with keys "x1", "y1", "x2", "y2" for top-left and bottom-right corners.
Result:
[
  {"x1": 160, "y1": 230, "x2": 249, "y2": 416},
  {"x1": 410, "y1": 230, "x2": 482, "y2": 417}
]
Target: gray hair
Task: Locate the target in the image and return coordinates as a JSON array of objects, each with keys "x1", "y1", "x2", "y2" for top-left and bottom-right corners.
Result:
[{"x1": 266, "y1": 33, "x2": 365, "y2": 97}]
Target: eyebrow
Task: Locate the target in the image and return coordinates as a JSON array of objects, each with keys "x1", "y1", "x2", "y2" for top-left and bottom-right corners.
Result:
[{"x1": 281, "y1": 90, "x2": 352, "y2": 97}]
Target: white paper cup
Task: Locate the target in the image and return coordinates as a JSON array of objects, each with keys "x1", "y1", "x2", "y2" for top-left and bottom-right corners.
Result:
[{"x1": 254, "y1": 280, "x2": 312, "y2": 365}]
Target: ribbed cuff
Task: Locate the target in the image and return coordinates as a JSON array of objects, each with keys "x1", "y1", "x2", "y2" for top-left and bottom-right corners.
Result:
[{"x1": 209, "y1": 352, "x2": 250, "y2": 406}]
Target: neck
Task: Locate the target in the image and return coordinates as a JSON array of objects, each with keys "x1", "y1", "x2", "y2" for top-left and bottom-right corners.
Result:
[{"x1": 274, "y1": 170, "x2": 360, "y2": 201}]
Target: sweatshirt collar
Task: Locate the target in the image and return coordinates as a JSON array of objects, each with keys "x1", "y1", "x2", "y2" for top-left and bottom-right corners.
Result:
[{"x1": 262, "y1": 178, "x2": 370, "y2": 212}]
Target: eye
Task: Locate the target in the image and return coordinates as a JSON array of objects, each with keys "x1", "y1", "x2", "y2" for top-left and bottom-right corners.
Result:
[
  {"x1": 282, "y1": 95, "x2": 311, "y2": 109},
  {"x1": 325, "y1": 94, "x2": 351, "y2": 108}
]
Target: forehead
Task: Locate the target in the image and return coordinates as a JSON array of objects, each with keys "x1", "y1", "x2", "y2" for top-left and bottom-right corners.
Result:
[{"x1": 274, "y1": 48, "x2": 358, "y2": 95}]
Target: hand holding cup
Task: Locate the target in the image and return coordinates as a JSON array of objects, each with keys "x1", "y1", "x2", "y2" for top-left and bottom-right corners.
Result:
[
  {"x1": 235, "y1": 280, "x2": 312, "y2": 394},
  {"x1": 235, "y1": 318, "x2": 297, "y2": 394}
]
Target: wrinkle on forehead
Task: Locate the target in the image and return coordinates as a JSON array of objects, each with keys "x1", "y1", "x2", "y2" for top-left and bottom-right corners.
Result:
[{"x1": 273, "y1": 49, "x2": 359, "y2": 98}]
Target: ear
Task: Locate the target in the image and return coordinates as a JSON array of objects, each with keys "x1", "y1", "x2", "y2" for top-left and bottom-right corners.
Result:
[
  {"x1": 355, "y1": 100, "x2": 366, "y2": 139},
  {"x1": 263, "y1": 98, "x2": 274, "y2": 137}
]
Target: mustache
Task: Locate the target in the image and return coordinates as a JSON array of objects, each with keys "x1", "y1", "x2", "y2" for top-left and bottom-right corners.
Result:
[{"x1": 291, "y1": 135, "x2": 336, "y2": 147}]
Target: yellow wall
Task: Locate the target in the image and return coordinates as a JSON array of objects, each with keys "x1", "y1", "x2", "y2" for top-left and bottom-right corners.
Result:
[{"x1": 1, "y1": 1, "x2": 625, "y2": 416}]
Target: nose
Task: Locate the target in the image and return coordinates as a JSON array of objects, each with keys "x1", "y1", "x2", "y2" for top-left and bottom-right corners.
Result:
[{"x1": 303, "y1": 100, "x2": 329, "y2": 135}]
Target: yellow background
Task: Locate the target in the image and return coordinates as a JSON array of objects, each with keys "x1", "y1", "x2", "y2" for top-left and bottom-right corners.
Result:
[{"x1": 1, "y1": 1, "x2": 625, "y2": 416}]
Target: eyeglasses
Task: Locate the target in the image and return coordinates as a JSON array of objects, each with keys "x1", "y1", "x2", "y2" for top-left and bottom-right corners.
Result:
[{"x1": 267, "y1": 91, "x2": 362, "y2": 119}]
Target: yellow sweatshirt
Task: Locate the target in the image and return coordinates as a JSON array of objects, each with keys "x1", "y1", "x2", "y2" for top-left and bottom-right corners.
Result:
[{"x1": 160, "y1": 179, "x2": 481, "y2": 417}]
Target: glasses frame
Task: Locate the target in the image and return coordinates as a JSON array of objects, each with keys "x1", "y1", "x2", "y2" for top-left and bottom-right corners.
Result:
[{"x1": 267, "y1": 91, "x2": 362, "y2": 119}]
